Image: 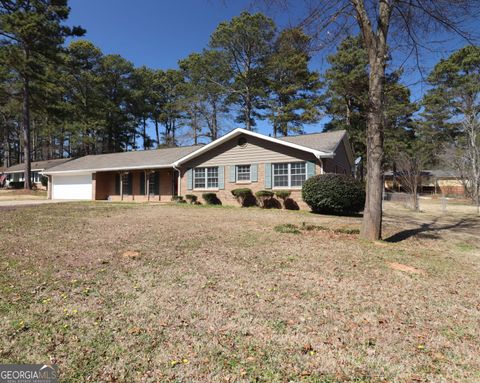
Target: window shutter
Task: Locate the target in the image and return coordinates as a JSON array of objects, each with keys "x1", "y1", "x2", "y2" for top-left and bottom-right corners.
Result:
[
  {"x1": 154, "y1": 172, "x2": 160, "y2": 194},
  {"x1": 186, "y1": 169, "x2": 193, "y2": 190},
  {"x1": 127, "y1": 173, "x2": 133, "y2": 195},
  {"x1": 251, "y1": 164, "x2": 258, "y2": 182},
  {"x1": 115, "y1": 174, "x2": 120, "y2": 194},
  {"x1": 218, "y1": 166, "x2": 225, "y2": 189},
  {"x1": 264, "y1": 163, "x2": 272, "y2": 189},
  {"x1": 229, "y1": 165, "x2": 236, "y2": 183},
  {"x1": 140, "y1": 172, "x2": 145, "y2": 195},
  {"x1": 307, "y1": 161, "x2": 316, "y2": 178}
]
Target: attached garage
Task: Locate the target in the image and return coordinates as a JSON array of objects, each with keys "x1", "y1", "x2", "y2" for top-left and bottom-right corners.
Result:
[{"x1": 52, "y1": 173, "x2": 93, "y2": 200}]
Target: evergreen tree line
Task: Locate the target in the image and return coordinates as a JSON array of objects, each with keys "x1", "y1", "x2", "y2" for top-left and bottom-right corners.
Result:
[{"x1": 0, "y1": 2, "x2": 478, "y2": 193}]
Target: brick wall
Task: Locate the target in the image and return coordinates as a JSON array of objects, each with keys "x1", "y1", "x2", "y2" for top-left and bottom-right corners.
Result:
[{"x1": 179, "y1": 162, "x2": 322, "y2": 210}]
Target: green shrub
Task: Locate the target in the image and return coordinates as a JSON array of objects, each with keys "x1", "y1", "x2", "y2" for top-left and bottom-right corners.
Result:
[
  {"x1": 9, "y1": 181, "x2": 24, "y2": 189},
  {"x1": 231, "y1": 188, "x2": 256, "y2": 207},
  {"x1": 255, "y1": 190, "x2": 277, "y2": 208},
  {"x1": 185, "y1": 194, "x2": 198, "y2": 204},
  {"x1": 40, "y1": 175, "x2": 48, "y2": 188},
  {"x1": 202, "y1": 192, "x2": 221, "y2": 205},
  {"x1": 171, "y1": 195, "x2": 185, "y2": 203},
  {"x1": 275, "y1": 190, "x2": 291, "y2": 200},
  {"x1": 302, "y1": 174, "x2": 365, "y2": 215}
]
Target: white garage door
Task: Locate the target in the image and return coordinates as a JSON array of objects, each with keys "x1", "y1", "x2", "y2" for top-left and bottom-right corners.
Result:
[{"x1": 52, "y1": 174, "x2": 93, "y2": 200}]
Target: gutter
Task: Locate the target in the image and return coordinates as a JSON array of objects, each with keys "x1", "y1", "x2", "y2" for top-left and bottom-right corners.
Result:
[{"x1": 43, "y1": 164, "x2": 174, "y2": 175}]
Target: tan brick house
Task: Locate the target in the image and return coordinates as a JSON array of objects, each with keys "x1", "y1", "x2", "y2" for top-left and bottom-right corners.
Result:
[{"x1": 44, "y1": 128, "x2": 354, "y2": 209}]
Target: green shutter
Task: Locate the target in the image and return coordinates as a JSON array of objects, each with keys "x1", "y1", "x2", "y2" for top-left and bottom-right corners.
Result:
[
  {"x1": 264, "y1": 163, "x2": 272, "y2": 189},
  {"x1": 140, "y1": 172, "x2": 145, "y2": 195},
  {"x1": 218, "y1": 166, "x2": 225, "y2": 189},
  {"x1": 306, "y1": 161, "x2": 316, "y2": 179},
  {"x1": 115, "y1": 174, "x2": 120, "y2": 194},
  {"x1": 251, "y1": 164, "x2": 258, "y2": 182},
  {"x1": 186, "y1": 169, "x2": 193, "y2": 190},
  {"x1": 229, "y1": 165, "x2": 236, "y2": 183},
  {"x1": 127, "y1": 173, "x2": 133, "y2": 195},
  {"x1": 154, "y1": 172, "x2": 160, "y2": 194}
]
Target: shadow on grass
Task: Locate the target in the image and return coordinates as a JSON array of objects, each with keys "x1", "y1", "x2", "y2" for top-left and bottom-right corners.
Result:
[{"x1": 384, "y1": 217, "x2": 479, "y2": 243}]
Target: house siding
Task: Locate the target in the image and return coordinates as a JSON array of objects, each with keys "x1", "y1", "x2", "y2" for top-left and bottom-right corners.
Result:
[
  {"x1": 185, "y1": 134, "x2": 319, "y2": 167},
  {"x1": 179, "y1": 135, "x2": 323, "y2": 209},
  {"x1": 323, "y1": 139, "x2": 353, "y2": 174}
]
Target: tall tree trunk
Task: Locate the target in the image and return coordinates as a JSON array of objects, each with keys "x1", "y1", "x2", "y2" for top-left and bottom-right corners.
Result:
[
  {"x1": 360, "y1": 55, "x2": 385, "y2": 240},
  {"x1": 154, "y1": 118, "x2": 160, "y2": 147},
  {"x1": 192, "y1": 113, "x2": 198, "y2": 145},
  {"x1": 23, "y1": 77, "x2": 32, "y2": 190},
  {"x1": 143, "y1": 116, "x2": 147, "y2": 150},
  {"x1": 212, "y1": 102, "x2": 218, "y2": 141},
  {"x1": 353, "y1": 0, "x2": 391, "y2": 241}
]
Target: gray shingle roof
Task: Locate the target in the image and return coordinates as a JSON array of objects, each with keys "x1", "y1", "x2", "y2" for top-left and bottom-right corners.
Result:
[
  {"x1": 5, "y1": 158, "x2": 72, "y2": 173},
  {"x1": 46, "y1": 146, "x2": 202, "y2": 173},
  {"x1": 278, "y1": 130, "x2": 346, "y2": 153}
]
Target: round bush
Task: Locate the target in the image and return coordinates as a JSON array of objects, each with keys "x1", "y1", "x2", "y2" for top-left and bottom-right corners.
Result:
[{"x1": 302, "y1": 174, "x2": 365, "y2": 214}]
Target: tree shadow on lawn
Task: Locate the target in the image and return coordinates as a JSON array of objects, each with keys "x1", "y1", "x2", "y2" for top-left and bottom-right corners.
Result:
[{"x1": 384, "y1": 217, "x2": 479, "y2": 243}]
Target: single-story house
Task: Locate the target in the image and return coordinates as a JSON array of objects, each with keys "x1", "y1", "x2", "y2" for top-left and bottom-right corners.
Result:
[
  {"x1": 3, "y1": 158, "x2": 72, "y2": 189},
  {"x1": 43, "y1": 128, "x2": 354, "y2": 208},
  {"x1": 384, "y1": 169, "x2": 465, "y2": 196}
]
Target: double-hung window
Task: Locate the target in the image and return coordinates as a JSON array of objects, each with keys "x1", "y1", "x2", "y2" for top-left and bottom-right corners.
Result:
[
  {"x1": 273, "y1": 162, "x2": 307, "y2": 188},
  {"x1": 236, "y1": 165, "x2": 251, "y2": 182},
  {"x1": 194, "y1": 167, "x2": 218, "y2": 189}
]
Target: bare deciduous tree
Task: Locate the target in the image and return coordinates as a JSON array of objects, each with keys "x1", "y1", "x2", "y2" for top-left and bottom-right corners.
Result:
[
  {"x1": 395, "y1": 151, "x2": 425, "y2": 211},
  {"x1": 446, "y1": 110, "x2": 480, "y2": 214},
  {"x1": 264, "y1": 0, "x2": 479, "y2": 239}
]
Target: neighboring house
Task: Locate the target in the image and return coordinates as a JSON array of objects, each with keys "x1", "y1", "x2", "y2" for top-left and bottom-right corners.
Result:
[
  {"x1": 4, "y1": 158, "x2": 73, "y2": 189},
  {"x1": 44, "y1": 128, "x2": 354, "y2": 209},
  {"x1": 384, "y1": 169, "x2": 465, "y2": 196}
]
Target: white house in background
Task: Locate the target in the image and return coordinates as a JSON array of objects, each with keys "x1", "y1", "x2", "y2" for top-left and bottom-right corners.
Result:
[{"x1": 3, "y1": 158, "x2": 72, "y2": 189}]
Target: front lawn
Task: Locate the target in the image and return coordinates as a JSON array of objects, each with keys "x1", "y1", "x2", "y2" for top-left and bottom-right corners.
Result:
[{"x1": 0, "y1": 202, "x2": 479, "y2": 382}]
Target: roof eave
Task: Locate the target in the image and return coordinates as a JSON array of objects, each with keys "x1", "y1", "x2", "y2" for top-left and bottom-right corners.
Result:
[
  {"x1": 43, "y1": 163, "x2": 174, "y2": 175},
  {"x1": 6, "y1": 168, "x2": 45, "y2": 174}
]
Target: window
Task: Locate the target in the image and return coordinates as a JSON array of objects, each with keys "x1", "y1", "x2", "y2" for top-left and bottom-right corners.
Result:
[
  {"x1": 236, "y1": 165, "x2": 250, "y2": 182},
  {"x1": 290, "y1": 162, "x2": 306, "y2": 187},
  {"x1": 32, "y1": 172, "x2": 40, "y2": 183},
  {"x1": 194, "y1": 167, "x2": 218, "y2": 189},
  {"x1": 148, "y1": 172, "x2": 159, "y2": 195},
  {"x1": 122, "y1": 173, "x2": 132, "y2": 195},
  {"x1": 273, "y1": 162, "x2": 307, "y2": 188}
]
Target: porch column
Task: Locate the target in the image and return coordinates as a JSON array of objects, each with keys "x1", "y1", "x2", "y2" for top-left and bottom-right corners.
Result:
[
  {"x1": 177, "y1": 168, "x2": 181, "y2": 197},
  {"x1": 92, "y1": 173, "x2": 96, "y2": 200},
  {"x1": 146, "y1": 170, "x2": 150, "y2": 202},
  {"x1": 119, "y1": 171, "x2": 123, "y2": 201},
  {"x1": 47, "y1": 175, "x2": 52, "y2": 199}
]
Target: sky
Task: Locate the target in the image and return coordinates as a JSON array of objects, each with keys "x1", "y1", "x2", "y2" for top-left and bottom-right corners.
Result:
[{"x1": 65, "y1": 0, "x2": 476, "y2": 143}]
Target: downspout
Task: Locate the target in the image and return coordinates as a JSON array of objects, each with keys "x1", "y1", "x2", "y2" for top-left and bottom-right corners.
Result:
[{"x1": 314, "y1": 153, "x2": 324, "y2": 174}]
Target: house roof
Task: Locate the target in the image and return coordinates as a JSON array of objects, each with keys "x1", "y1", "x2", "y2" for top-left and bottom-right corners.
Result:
[
  {"x1": 45, "y1": 128, "x2": 351, "y2": 175},
  {"x1": 278, "y1": 130, "x2": 347, "y2": 153},
  {"x1": 385, "y1": 169, "x2": 460, "y2": 178},
  {"x1": 5, "y1": 158, "x2": 72, "y2": 174},
  {"x1": 173, "y1": 128, "x2": 336, "y2": 166},
  {"x1": 44, "y1": 145, "x2": 201, "y2": 174}
]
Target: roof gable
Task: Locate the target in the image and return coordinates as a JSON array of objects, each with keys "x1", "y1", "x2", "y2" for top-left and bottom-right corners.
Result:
[{"x1": 173, "y1": 128, "x2": 335, "y2": 166}]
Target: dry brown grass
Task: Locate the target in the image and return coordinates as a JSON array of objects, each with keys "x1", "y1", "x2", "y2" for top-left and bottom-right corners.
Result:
[
  {"x1": 0, "y1": 201, "x2": 479, "y2": 382},
  {"x1": 0, "y1": 189, "x2": 47, "y2": 201}
]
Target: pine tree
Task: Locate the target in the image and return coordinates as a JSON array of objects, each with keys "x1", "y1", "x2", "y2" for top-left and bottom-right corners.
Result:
[{"x1": 0, "y1": 0, "x2": 84, "y2": 188}]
